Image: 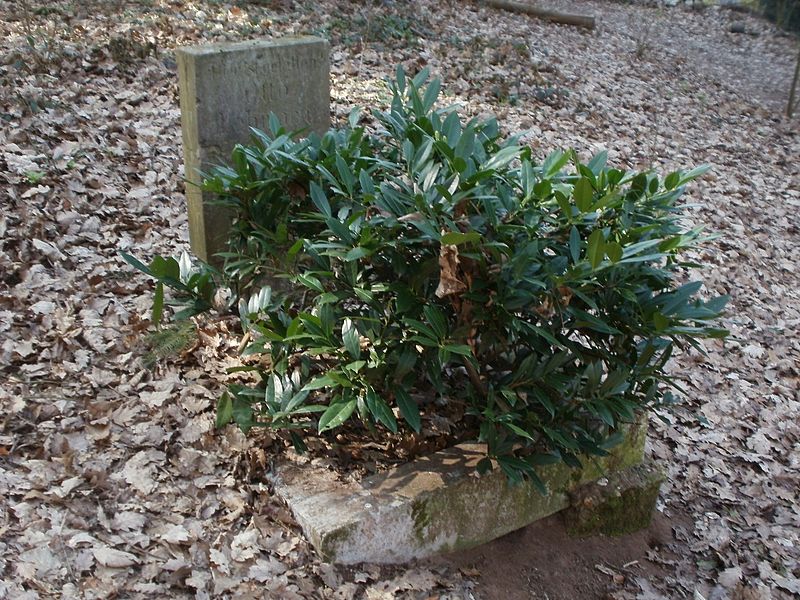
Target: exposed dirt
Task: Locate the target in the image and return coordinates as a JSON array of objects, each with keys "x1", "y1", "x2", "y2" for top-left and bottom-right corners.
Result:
[
  {"x1": 439, "y1": 510, "x2": 686, "y2": 600},
  {"x1": 1, "y1": 0, "x2": 798, "y2": 599}
]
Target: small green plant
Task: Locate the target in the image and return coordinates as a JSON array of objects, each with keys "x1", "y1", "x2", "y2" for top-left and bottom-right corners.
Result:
[
  {"x1": 120, "y1": 251, "x2": 221, "y2": 325},
  {"x1": 142, "y1": 321, "x2": 199, "y2": 367},
  {"x1": 25, "y1": 171, "x2": 46, "y2": 184},
  {"x1": 124, "y1": 69, "x2": 727, "y2": 488}
]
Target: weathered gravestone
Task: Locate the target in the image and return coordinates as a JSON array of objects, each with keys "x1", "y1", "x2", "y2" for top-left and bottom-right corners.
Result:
[{"x1": 176, "y1": 36, "x2": 330, "y2": 262}]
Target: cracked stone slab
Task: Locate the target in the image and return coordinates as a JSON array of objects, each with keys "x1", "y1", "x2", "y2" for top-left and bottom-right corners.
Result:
[{"x1": 270, "y1": 419, "x2": 649, "y2": 564}]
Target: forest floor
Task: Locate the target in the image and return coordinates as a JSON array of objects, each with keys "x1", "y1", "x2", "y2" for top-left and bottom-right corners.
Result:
[{"x1": 1, "y1": 0, "x2": 798, "y2": 598}]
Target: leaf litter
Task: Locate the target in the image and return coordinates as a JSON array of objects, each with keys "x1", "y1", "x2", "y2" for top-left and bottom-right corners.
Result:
[{"x1": 0, "y1": 0, "x2": 798, "y2": 598}]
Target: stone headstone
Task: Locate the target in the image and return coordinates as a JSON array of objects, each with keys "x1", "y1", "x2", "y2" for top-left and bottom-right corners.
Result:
[{"x1": 176, "y1": 37, "x2": 330, "y2": 262}]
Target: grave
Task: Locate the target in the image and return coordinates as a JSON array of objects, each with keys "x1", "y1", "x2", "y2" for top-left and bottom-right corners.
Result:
[
  {"x1": 269, "y1": 419, "x2": 662, "y2": 564},
  {"x1": 175, "y1": 37, "x2": 665, "y2": 565}
]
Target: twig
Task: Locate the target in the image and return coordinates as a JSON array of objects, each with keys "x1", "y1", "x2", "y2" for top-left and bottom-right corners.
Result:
[
  {"x1": 462, "y1": 356, "x2": 487, "y2": 398},
  {"x1": 237, "y1": 329, "x2": 252, "y2": 354},
  {"x1": 55, "y1": 513, "x2": 78, "y2": 584}
]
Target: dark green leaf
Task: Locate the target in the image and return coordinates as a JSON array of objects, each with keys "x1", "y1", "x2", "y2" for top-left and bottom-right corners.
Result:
[
  {"x1": 587, "y1": 229, "x2": 605, "y2": 269},
  {"x1": 653, "y1": 312, "x2": 670, "y2": 331},
  {"x1": 423, "y1": 305, "x2": 448, "y2": 341},
  {"x1": 215, "y1": 392, "x2": 233, "y2": 428},
  {"x1": 309, "y1": 181, "x2": 331, "y2": 217},
  {"x1": 344, "y1": 246, "x2": 371, "y2": 262},
  {"x1": 569, "y1": 226, "x2": 580, "y2": 264},
  {"x1": 605, "y1": 241, "x2": 623, "y2": 263},
  {"x1": 422, "y1": 77, "x2": 441, "y2": 111},
  {"x1": 120, "y1": 251, "x2": 153, "y2": 277},
  {"x1": 296, "y1": 274, "x2": 324, "y2": 293},
  {"x1": 504, "y1": 422, "x2": 535, "y2": 441},
  {"x1": 366, "y1": 389, "x2": 398, "y2": 433},
  {"x1": 152, "y1": 282, "x2": 164, "y2": 325},
  {"x1": 664, "y1": 171, "x2": 680, "y2": 190},
  {"x1": 302, "y1": 374, "x2": 338, "y2": 391},
  {"x1": 573, "y1": 177, "x2": 594, "y2": 212},
  {"x1": 318, "y1": 399, "x2": 357, "y2": 432},
  {"x1": 443, "y1": 344, "x2": 473, "y2": 357},
  {"x1": 395, "y1": 387, "x2": 421, "y2": 433},
  {"x1": 150, "y1": 255, "x2": 180, "y2": 280},
  {"x1": 476, "y1": 457, "x2": 493, "y2": 475},
  {"x1": 587, "y1": 150, "x2": 608, "y2": 175},
  {"x1": 440, "y1": 231, "x2": 481, "y2": 246}
]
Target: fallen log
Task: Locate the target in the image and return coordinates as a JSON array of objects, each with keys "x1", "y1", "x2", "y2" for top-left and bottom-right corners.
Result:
[{"x1": 485, "y1": 0, "x2": 596, "y2": 29}]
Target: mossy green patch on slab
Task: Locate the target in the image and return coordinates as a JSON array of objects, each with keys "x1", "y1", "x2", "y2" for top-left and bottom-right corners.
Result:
[
  {"x1": 574, "y1": 416, "x2": 648, "y2": 484},
  {"x1": 564, "y1": 459, "x2": 665, "y2": 537},
  {"x1": 318, "y1": 522, "x2": 359, "y2": 562}
]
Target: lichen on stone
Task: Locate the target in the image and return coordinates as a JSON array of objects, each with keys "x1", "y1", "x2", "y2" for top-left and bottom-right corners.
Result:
[{"x1": 564, "y1": 462, "x2": 665, "y2": 537}]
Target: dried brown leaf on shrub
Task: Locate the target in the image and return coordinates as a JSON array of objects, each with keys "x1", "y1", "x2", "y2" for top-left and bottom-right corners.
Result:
[
  {"x1": 435, "y1": 243, "x2": 467, "y2": 298},
  {"x1": 533, "y1": 294, "x2": 555, "y2": 318},
  {"x1": 558, "y1": 285, "x2": 573, "y2": 307}
]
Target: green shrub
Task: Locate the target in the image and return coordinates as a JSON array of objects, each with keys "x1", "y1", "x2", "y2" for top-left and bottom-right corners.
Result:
[{"x1": 123, "y1": 68, "x2": 727, "y2": 488}]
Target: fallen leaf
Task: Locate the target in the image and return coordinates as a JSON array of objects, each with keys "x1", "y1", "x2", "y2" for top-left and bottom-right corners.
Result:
[{"x1": 92, "y1": 547, "x2": 139, "y2": 568}]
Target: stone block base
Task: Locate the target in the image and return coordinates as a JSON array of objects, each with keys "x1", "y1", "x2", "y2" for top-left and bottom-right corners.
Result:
[
  {"x1": 269, "y1": 419, "x2": 661, "y2": 564},
  {"x1": 563, "y1": 459, "x2": 665, "y2": 537}
]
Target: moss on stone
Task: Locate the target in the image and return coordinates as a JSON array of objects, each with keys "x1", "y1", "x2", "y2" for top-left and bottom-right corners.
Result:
[
  {"x1": 410, "y1": 432, "x2": 652, "y2": 553},
  {"x1": 318, "y1": 522, "x2": 358, "y2": 561},
  {"x1": 572, "y1": 416, "x2": 648, "y2": 484},
  {"x1": 412, "y1": 461, "x2": 574, "y2": 553},
  {"x1": 565, "y1": 462, "x2": 664, "y2": 537},
  {"x1": 285, "y1": 421, "x2": 659, "y2": 563},
  {"x1": 411, "y1": 498, "x2": 432, "y2": 543}
]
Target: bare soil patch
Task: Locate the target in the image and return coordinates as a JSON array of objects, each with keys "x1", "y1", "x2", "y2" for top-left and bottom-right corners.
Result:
[{"x1": 439, "y1": 510, "x2": 687, "y2": 600}]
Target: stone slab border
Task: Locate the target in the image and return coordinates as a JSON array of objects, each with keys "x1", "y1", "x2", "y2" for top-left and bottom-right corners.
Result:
[{"x1": 271, "y1": 419, "x2": 662, "y2": 564}]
